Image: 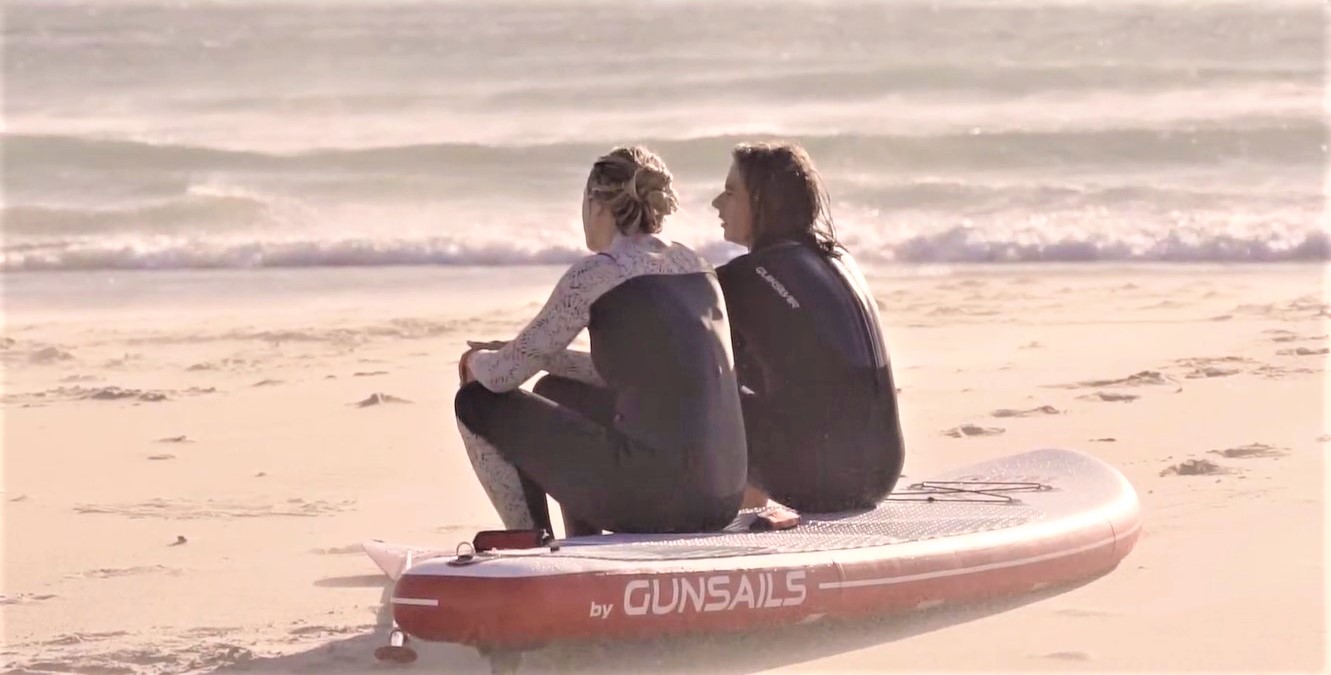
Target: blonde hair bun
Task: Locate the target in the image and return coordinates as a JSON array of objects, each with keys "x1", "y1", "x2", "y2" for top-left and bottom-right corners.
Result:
[{"x1": 587, "y1": 146, "x2": 679, "y2": 235}]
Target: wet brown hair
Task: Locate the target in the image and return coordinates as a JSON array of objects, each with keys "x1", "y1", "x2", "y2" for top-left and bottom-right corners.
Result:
[{"x1": 731, "y1": 141, "x2": 839, "y2": 256}]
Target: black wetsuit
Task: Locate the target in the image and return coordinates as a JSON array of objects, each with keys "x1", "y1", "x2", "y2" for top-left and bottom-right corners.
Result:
[
  {"x1": 455, "y1": 234, "x2": 747, "y2": 534},
  {"x1": 717, "y1": 239, "x2": 905, "y2": 512}
]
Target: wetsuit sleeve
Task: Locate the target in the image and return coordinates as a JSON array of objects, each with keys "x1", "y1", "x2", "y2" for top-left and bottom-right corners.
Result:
[
  {"x1": 717, "y1": 257, "x2": 775, "y2": 396},
  {"x1": 543, "y1": 348, "x2": 606, "y2": 387},
  {"x1": 469, "y1": 256, "x2": 620, "y2": 392}
]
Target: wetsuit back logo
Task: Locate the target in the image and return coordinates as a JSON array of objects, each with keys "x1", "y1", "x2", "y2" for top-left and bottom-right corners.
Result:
[{"x1": 754, "y1": 266, "x2": 801, "y2": 309}]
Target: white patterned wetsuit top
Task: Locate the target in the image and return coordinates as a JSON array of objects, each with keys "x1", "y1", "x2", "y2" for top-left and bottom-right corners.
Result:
[{"x1": 457, "y1": 233, "x2": 748, "y2": 534}]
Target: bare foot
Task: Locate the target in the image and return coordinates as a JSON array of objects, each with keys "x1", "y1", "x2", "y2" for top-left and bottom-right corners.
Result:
[{"x1": 741, "y1": 485, "x2": 770, "y2": 509}]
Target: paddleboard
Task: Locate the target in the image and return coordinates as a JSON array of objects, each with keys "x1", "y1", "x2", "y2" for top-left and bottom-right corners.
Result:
[{"x1": 367, "y1": 447, "x2": 1140, "y2": 650}]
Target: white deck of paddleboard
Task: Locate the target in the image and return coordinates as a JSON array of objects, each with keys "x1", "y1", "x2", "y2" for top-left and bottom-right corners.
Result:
[{"x1": 376, "y1": 448, "x2": 1138, "y2": 579}]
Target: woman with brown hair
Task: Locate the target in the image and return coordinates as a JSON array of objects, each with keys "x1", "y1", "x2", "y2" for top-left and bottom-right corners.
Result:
[
  {"x1": 456, "y1": 146, "x2": 747, "y2": 536},
  {"x1": 711, "y1": 141, "x2": 905, "y2": 513}
]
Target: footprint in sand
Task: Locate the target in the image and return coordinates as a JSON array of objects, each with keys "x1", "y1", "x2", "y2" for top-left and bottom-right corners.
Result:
[
  {"x1": 1234, "y1": 297, "x2": 1331, "y2": 320},
  {"x1": 1141, "y1": 300, "x2": 1185, "y2": 310},
  {"x1": 1284, "y1": 294, "x2": 1330, "y2": 313},
  {"x1": 1264, "y1": 329, "x2": 1325, "y2": 344},
  {"x1": 70, "y1": 566, "x2": 180, "y2": 579},
  {"x1": 354, "y1": 393, "x2": 412, "y2": 407},
  {"x1": 1090, "y1": 437, "x2": 1117, "y2": 443},
  {"x1": 1252, "y1": 364, "x2": 1318, "y2": 379},
  {"x1": 0, "y1": 593, "x2": 59, "y2": 606},
  {"x1": 1232, "y1": 302, "x2": 1276, "y2": 316},
  {"x1": 1169, "y1": 357, "x2": 1250, "y2": 379},
  {"x1": 1188, "y1": 366, "x2": 1241, "y2": 379},
  {"x1": 289, "y1": 624, "x2": 348, "y2": 637},
  {"x1": 927, "y1": 305, "x2": 1001, "y2": 318},
  {"x1": 1173, "y1": 356, "x2": 1252, "y2": 367},
  {"x1": 1054, "y1": 607, "x2": 1115, "y2": 618},
  {"x1": 29, "y1": 346, "x2": 75, "y2": 364},
  {"x1": 252, "y1": 379, "x2": 284, "y2": 387},
  {"x1": 1280, "y1": 334, "x2": 1326, "y2": 345},
  {"x1": 87, "y1": 386, "x2": 169, "y2": 402},
  {"x1": 286, "y1": 623, "x2": 375, "y2": 639},
  {"x1": 310, "y1": 544, "x2": 364, "y2": 555},
  {"x1": 1079, "y1": 391, "x2": 1140, "y2": 403},
  {"x1": 1209, "y1": 443, "x2": 1288, "y2": 459},
  {"x1": 1160, "y1": 459, "x2": 1231, "y2": 477},
  {"x1": 943, "y1": 424, "x2": 1005, "y2": 438},
  {"x1": 146, "y1": 454, "x2": 176, "y2": 461},
  {"x1": 1036, "y1": 651, "x2": 1092, "y2": 662},
  {"x1": 1058, "y1": 370, "x2": 1181, "y2": 391},
  {"x1": 1278, "y1": 347, "x2": 1329, "y2": 357},
  {"x1": 353, "y1": 371, "x2": 389, "y2": 377},
  {"x1": 188, "y1": 359, "x2": 245, "y2": 372},
  {"x1": 990, "y1": 405, "x2": 1060, "y2": 418}
]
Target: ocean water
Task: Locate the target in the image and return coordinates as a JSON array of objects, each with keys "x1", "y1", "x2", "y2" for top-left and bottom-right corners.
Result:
[{"x1": 2, "y1": 0, "x2": 1327, "y2": 276}]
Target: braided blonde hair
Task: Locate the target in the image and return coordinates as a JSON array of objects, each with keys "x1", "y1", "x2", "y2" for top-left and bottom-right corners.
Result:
[{"x1": 586, "y1": 146, "x2": 679, "y2": 235}]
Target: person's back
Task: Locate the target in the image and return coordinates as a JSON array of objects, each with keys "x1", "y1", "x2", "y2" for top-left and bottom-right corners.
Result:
[
  {"x1": 557, "y1": 236, "x2": 747, "y2": 530},
  {"x1": 719, "y1": 240, "x2": 903, "y2": 511},
  {"x1": 710, "y1": 142, "x2": 905, "y2": 512},
  {"x1": 588, "y1": 260, "x2": 746, "y2": 502},
  {"x1": 455, "y1": 146, "x2": 746, "y2": 536}
]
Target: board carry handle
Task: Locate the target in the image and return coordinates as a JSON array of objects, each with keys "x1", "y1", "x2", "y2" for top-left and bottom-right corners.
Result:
[{"x1": 473, "y1": 528, "x2": 555, "y2": 552}]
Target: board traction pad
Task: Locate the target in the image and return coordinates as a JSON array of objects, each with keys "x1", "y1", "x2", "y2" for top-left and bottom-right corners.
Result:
[{"x1": 545, "y1": 496, "x2": 1045, "y2": 561}]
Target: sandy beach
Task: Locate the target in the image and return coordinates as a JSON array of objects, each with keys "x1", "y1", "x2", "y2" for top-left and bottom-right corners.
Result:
[
  {"x1": 3, "y1": 262, "x2": 1324, "y2": 674},
  {"x1": 6, "y1": 0, "x2": 1326, "y2": 670}
]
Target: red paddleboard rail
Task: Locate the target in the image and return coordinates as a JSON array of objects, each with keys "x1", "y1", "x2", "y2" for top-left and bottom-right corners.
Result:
[{"x1": 390, "y1": 464, "x2": 1141, "y2": 647}]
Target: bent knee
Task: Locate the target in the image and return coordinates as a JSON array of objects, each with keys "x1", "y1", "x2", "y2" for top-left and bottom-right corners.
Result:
[
  {"x1": 531, "y1": 374, "x2": 557, "y2": 397},
  {"x1": 531, "y1": 374, "x2": 573, "y2": 399},
  {"x1": 454, "y1": 381, "x2": 499, "y2": 433}
]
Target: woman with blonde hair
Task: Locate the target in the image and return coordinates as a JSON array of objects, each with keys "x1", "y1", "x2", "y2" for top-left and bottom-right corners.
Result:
[{"x1": 456, "y1": 146, "x2": 747, "y2": 536}]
